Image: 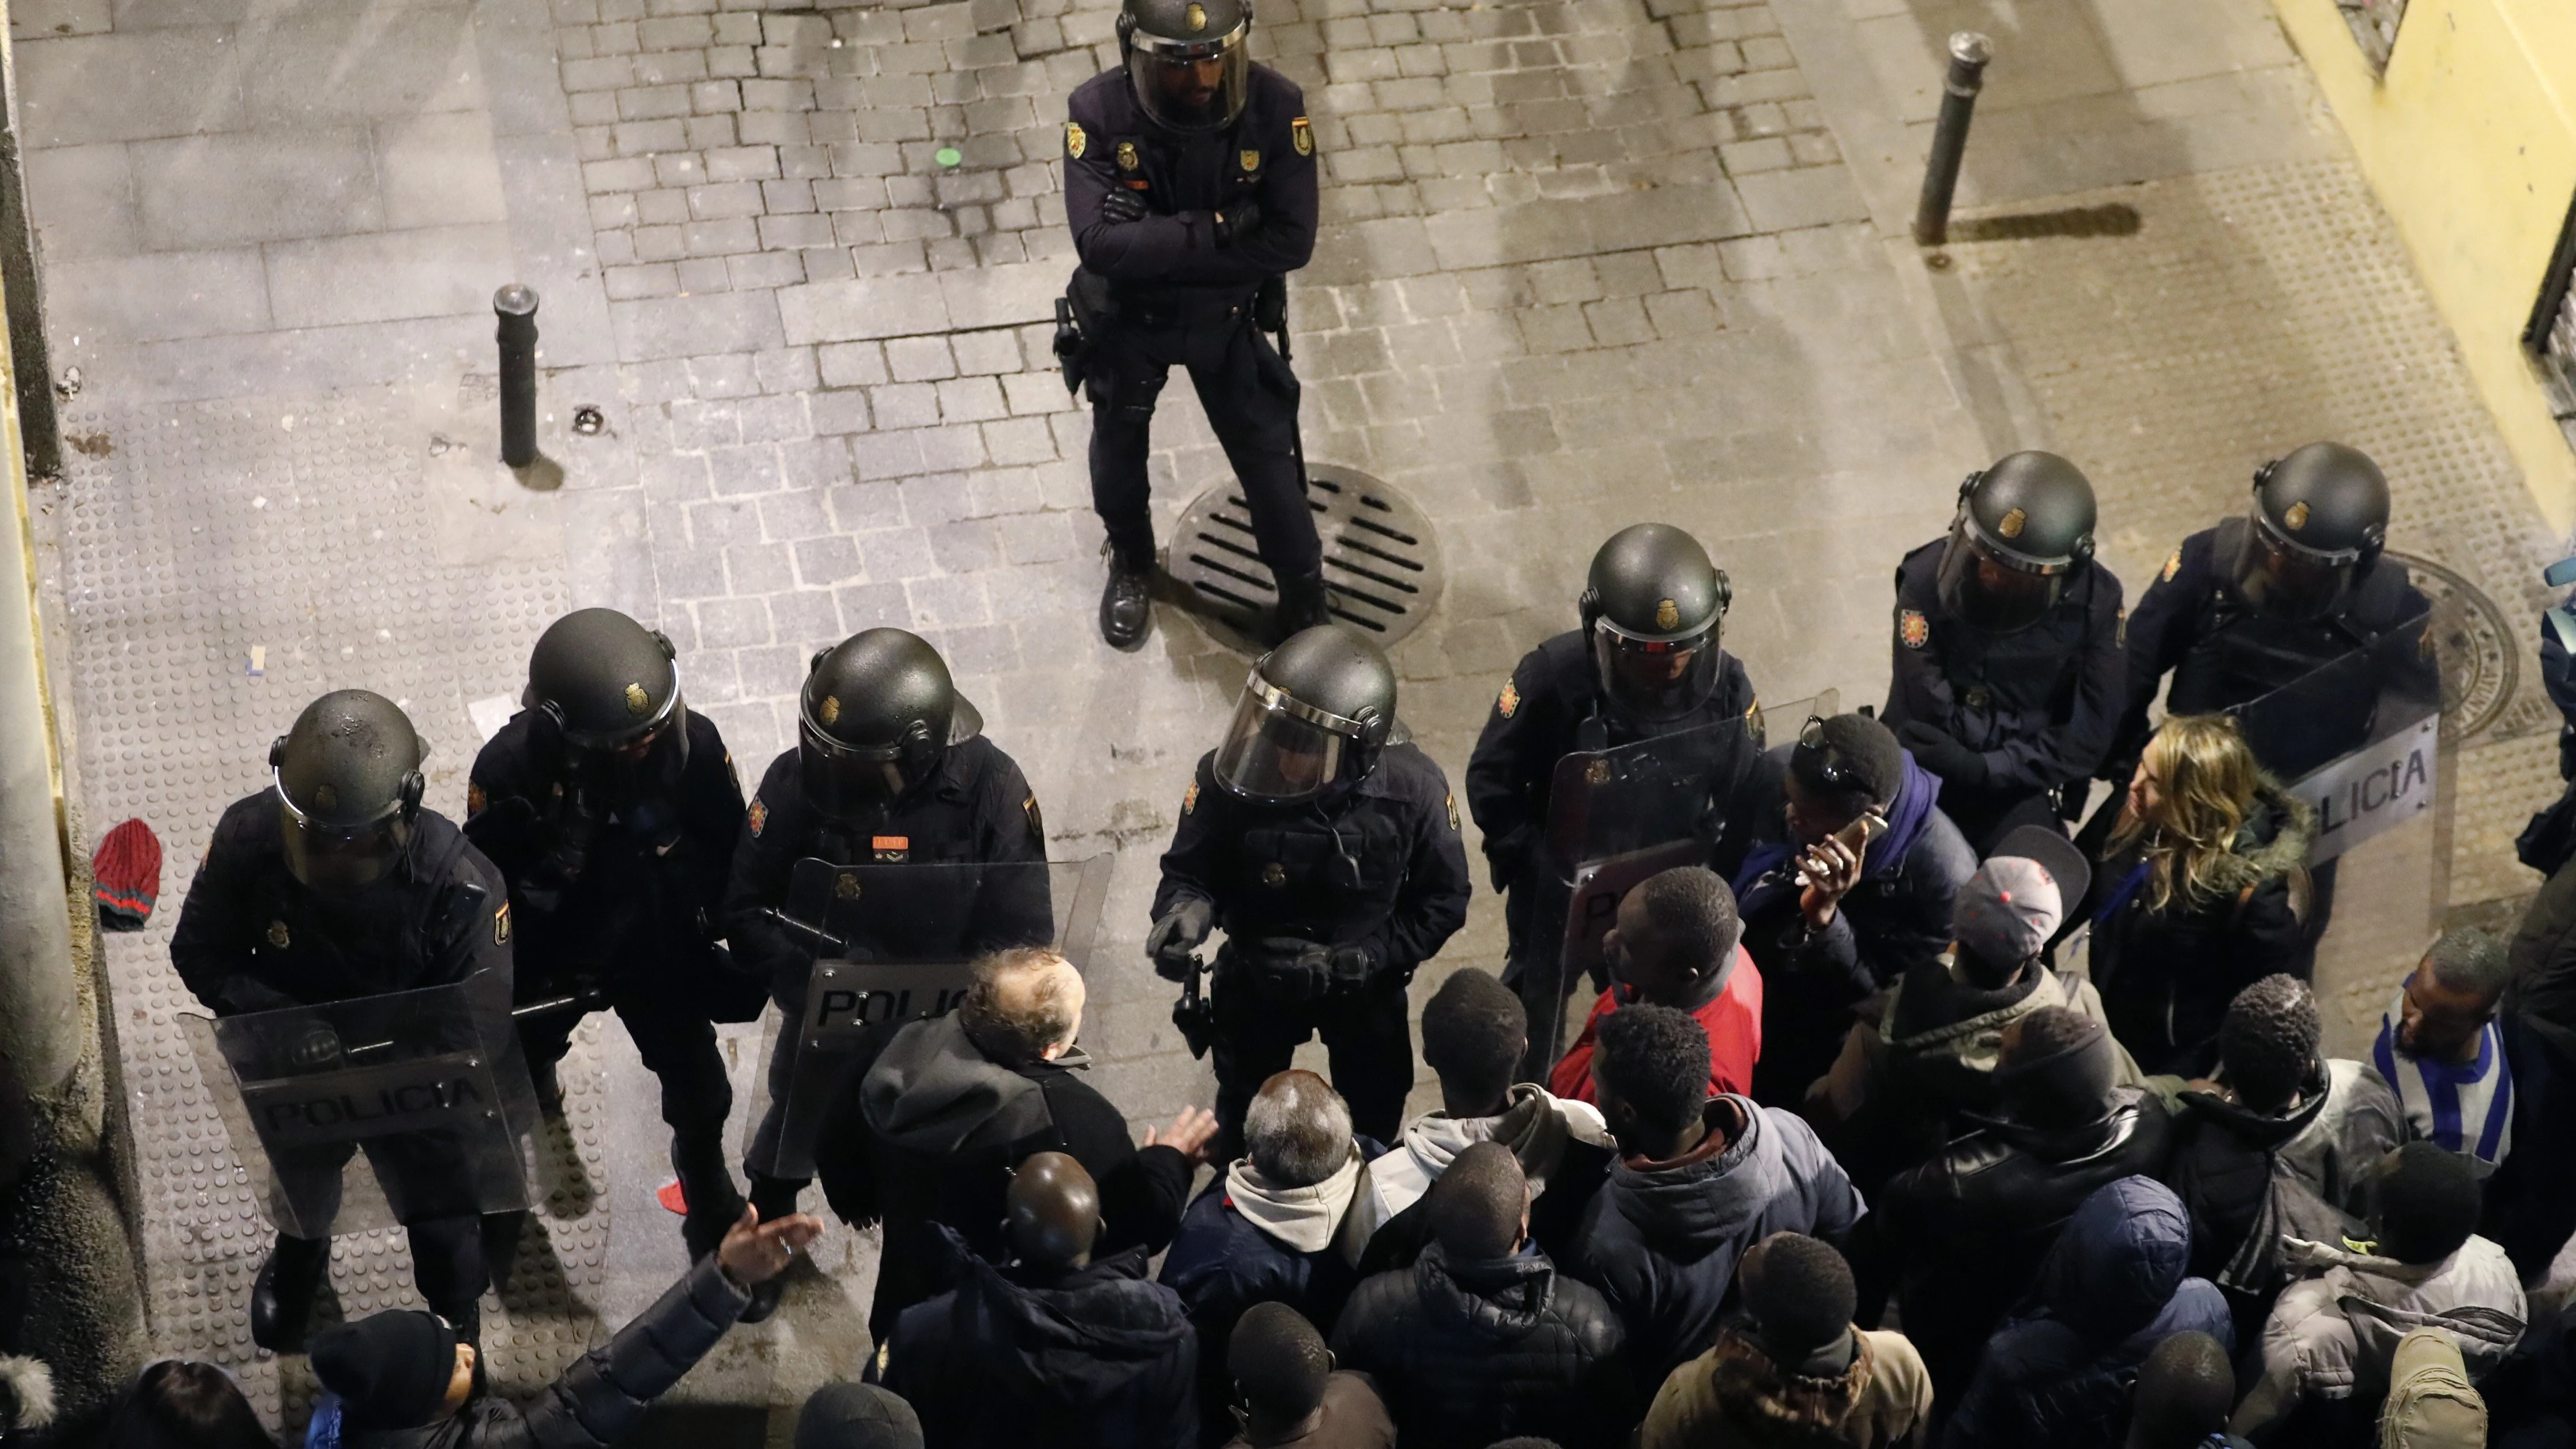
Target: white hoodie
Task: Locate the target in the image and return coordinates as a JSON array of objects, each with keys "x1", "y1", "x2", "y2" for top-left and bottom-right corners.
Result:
[{"x1": 1337, "y1": 1083, "x2": 1612, "y2": 1265}]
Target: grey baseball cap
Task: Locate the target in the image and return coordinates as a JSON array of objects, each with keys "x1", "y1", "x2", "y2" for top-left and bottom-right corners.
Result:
[{"x1": 1953, "y1": 855, "x2": 2064, "y2": 964}]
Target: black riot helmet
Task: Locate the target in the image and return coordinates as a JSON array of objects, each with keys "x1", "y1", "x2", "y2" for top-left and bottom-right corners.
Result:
[
  {"x1": 1935, "y1": 451, "x2": 2098, "y2": 635},
  {"x1": 2227, "y1": 442, "x2": 2391, "y2": 622},
  {"x1": 798, "y1": 629, "x2": 984, "y2": 823},
  {"x1": 1212, "y1": 625, "x2": 1399, "y2": 804},
  {"x1": 271, "y1": 690, "x2": 428, "y2": 893},
  {"x1": 1578, "y1": 523, "x2": 1732, "y2": 722},
  {"x1": 1117, "y1": 0, "x2": 1251, "y2": 133},
  {"x1": 526, "y1": 607, "x2": 689, "y2": 763}
]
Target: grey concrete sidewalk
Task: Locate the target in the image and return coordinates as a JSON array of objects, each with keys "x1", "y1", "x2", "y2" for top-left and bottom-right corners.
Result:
[{"x1": 13, "y1": 0, "x2": 2562, "y2": 1431}]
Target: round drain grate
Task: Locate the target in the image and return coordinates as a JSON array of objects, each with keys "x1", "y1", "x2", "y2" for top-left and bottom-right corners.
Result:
[
  {"x1": 1168, "y1": 465, "x2": 1444, "y2": 646},
  {"x1": 2387, "y1": 551, "x2": 2517, "y2": 741}
]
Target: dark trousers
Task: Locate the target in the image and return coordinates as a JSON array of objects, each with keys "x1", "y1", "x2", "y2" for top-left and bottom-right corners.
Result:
[
  {"x1": 1210, "y1": 962, "x2": 1413, "y2": 1149},
  {"x1": 271, "y1": 1134, "x2": 488, "y2": 1326},
  {"x1": 1085, "y1": 312, "x2": 1319, "y2": 578},
  {"x1": 1499, "y1": 880, "x2": 1597, "y2": 1086},
  {"x1": 516, "y1": 990, "x2": 733, "y2": 1138},
  {"x1": 1942, "y1": 783, "x2": 2068, "y2": 856}
]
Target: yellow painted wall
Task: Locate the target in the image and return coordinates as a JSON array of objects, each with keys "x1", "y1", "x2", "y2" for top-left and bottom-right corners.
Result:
[{"x1": 2273, "y1": 0, "x2": 2576, "y2": 531}]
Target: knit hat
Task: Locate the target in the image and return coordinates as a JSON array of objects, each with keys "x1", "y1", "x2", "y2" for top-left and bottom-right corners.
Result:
[
  {"x1": 1952, "y1": 856, "x2": 2063, "y2": 966},
  {"x1": 310, "y1": 1310, "x2": 459, "y2": 1432},
  {"x1": 796, "y1": 1383, "x2": 924, "y2": 1449},
  {"x1": 1739, "y1": 1233, "x2": 1855, "y2": 1360},
  {"x1": 91, "y1": 818, "x2": 161, "y2": 931},
  {"x1": 1995, "y1": 1008, "x2": 2117, "y2": 1130}
]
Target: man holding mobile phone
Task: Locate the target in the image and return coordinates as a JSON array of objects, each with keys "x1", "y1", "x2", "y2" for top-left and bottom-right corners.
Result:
[{"x1": 1729, "y1": 713, "x2": 1976, "y2": 1108}]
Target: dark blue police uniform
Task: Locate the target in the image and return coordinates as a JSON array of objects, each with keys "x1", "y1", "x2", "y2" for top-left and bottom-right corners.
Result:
[{"x1": 1064, "y1": 62, "x2": 1321, "y2": 580}]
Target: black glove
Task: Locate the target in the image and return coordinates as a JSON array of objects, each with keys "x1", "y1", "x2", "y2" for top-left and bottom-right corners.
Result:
[
  {"x1": 1313, "y1": 942, "x2": 1374, "y2": 986},
  {"x1": 215, "y1": 974, "x2": 301, "y2": 1017},
  {"x1": 1485, "y1": 826, "x2": 1535, "y2": 894},
  {"x1": 1099, "y1": 188, "x2": 1148, "y2": 224},
  {"x1": 1253, "y1": 936, "x2": 1334, "y2": 1005},
  {"x1": 1148, "y1": 899, "x2": 1215, "y2": 982},
  {"x1": 1897, "y1": 721, "x2": 1989, "y2": 788},
  {"x1": 1215, "y1": 200, "x2": 1262, "y2": 247}
]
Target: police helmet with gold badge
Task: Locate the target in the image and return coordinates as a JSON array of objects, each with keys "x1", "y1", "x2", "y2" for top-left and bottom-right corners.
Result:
[
  {"x1": 1934, "y1": 451, "x2": 2097, "y2": 636},
  {"x1": 1579, "y1": 523, "x2": 1732, "y2": 723},
  {"x1": 2226, "y1": 441, "x2": 2390, "y2": 623},
  {"x1": 524, "y1": 607, "x2": 691, "y2": 796},
  {"x1": 272, "y1": 690, "x2": 427, "y2": 893},
  {"x1": 1213, "y1": 625, "x2": 1398, "y2": 805},
  {"x1": 798, "y1": 628, "x2": 984, "y2": 823},
  {"x1": 1118, "y1": 0, "x2": 1250, "y2": 132}
]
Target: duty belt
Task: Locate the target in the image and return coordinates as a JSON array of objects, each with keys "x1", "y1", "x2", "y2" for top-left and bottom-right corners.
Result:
[{"x1": 1114, "y1": 288, "x2": 1259, "y2": 329}]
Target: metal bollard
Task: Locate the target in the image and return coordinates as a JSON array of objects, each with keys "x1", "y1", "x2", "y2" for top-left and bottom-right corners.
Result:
[
  {"x1": 1913, "y1": 32, "x2": 1992, "y2": 247},
  {"x1": 494, "y1": 284, "x2": 540, "y2": 468}
]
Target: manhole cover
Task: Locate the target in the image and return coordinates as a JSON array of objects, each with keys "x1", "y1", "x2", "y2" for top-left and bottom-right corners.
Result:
[
  {"x1": 1168, "y1": 465, "x2": 1444, "y2": 646},
  {"x1": 2387, "y1": 551, "x2": 2516, "y2": 741}
]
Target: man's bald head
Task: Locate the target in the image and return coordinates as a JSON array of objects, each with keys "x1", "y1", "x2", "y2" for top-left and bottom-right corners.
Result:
[
  {"x1": 1006, "y1": 1151, "x2": 1100, "y2": 1269},
  {"x1": 960, "y1": 947, "x2": 1086, "y2": 1066}
]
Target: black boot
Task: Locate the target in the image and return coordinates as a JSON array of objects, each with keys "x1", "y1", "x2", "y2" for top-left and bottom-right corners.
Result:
[
  {"x1": 672, "y1": 1132, "x2": 746, "y2": 1264},
  {"x1": 250, "y1": 1235, "x2": 330, "y2": 1352},
  {"x1": 1099, "y1": 540, "x2": 1155, "y2": 650},
  {"x1": 738, "y1": 1172, "x2": 810, "y2": 1324},
  {"x1": 1271, "y1": 567, "x2": 1333, "y2": 640}
]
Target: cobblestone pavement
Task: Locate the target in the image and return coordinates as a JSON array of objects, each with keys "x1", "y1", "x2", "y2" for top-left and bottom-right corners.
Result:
[{"x1": 12, "y1": 0, "x2": 2564, "y2": 1426}]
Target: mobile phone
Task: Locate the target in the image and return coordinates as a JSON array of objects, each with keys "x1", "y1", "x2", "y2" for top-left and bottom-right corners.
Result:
[
  {"x1": 2547, "y1": 555, "x2": 2576, "y2": 590},
  {"x1": 1833, "y1": 810, "x2": 1889, "y2": 856}
]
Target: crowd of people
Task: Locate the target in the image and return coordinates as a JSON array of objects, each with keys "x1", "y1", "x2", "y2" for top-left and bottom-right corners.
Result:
[{"x1": 6, "y1": 410, "x2": 2573, "y2": 1449}]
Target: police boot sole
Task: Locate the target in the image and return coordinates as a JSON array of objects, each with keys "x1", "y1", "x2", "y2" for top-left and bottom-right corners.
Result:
[{"x1": 250, "y1": 1254, "x2": 318, "y2": 1353}]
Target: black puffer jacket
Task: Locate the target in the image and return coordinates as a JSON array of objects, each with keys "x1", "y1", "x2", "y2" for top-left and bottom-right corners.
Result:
[
  {"x1": 883, "y1": 1231, "x2": 1198, "y2": 1449},
  {"x1": 353, "y1": 1258, "x2": 750, "y2": 1448},
  {"x1": 1876, "y1": 1086, "x2": 2172, "y2": 1396},
  {"x1": 2090, "y1": 777, "x2": 2315, "y2": 1077},
  {"x1": 1330, "y1": 1241, "x2": 1633, "y2": 1449}
]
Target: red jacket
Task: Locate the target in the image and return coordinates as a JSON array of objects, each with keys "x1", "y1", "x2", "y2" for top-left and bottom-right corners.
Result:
[{"x1": 1550, "y1": 949, "x2": 1764, "y2": 1104}]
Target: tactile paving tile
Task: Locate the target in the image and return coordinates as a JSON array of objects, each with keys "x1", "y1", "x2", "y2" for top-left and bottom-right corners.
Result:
[
  {"x1": 1952, "y1": 155, "x2": 2568, "y2": 905},
  {"x1": 44, "y1": 390, "x2": 606, "y2": 1430}
]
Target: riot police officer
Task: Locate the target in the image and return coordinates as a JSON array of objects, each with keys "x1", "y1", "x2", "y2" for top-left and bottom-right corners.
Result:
[
  {"x1": 2111, "y1": 443, "x2": 2432, "y2": 945},
  {"x1": 169, "y1": 690, "x2": 511, "y2": 1351},
  {"x1": 1149, "y1": 626, "x2": 1471, "y2": 1147},
  {"x1": 723, "y1": 628, "x2": 1047, "y2": 1316},
  {"x1": 1884, "y1": 452, "x2": 2126, "y2": 854},
  {"x1": 1060, "y1": 0, "x2": 1325, "y2": 649},
  {"x1": 1463, "y1": 524, "x2": 1760, "y2": 1081},
  {"x1": 464, "y1": 609, "x2": 755, "y2": 1263}
]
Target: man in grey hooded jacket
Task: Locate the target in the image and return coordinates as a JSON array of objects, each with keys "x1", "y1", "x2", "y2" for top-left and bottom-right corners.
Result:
[
  {"x1": 2233, "y1": 1143, "x2": 2524, "y2": 1439},
  {"x1": 815, "y1": 947, "x2": 1214, "y2": 1338}
]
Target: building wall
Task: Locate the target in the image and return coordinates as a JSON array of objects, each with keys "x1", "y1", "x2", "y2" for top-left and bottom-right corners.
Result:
[{"x1": 2273, "y1": 0, "x2": 2576, "y2": 531}]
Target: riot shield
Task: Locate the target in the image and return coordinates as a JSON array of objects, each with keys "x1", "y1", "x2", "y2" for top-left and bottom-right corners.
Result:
[
  {"x1": 181, "y1": 968, "x2": 543, "y2": 1239},
  {"x1": 2226, "y1": 609, "x2": 2440, "y2": 864},
  {"x1": 1517, "y1": 708, "x2": 1774, "y2": 1074},
  {"x1": 742, "y1": 854, "x2": 1113, "y2": 1180},
  {"x1": 2224, "y1": 609, "x2": 2448, "y2": 1061}
]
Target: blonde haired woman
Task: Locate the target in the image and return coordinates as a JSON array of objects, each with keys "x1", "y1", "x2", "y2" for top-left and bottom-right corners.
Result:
[{"x1": 2087, "y1": 714, "x2": 2315, "y2": 1076}]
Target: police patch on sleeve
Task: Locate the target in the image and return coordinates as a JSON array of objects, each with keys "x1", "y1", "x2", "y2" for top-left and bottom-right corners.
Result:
[
  {"x1": 1496, "y1": 680, "x2": 1521, "y2": 718},
  {"x1": 1183, "y1": 781, "x2": 1199, "y2": 816},
  {"x1": 1291, "y1": 117, "x2": 1313, "y2": 156},
  {"x1": 2160, "y1": 550, "x2": 2182, "y2": 583},
  {"x1": 1899, "y1": 609, "x2": 1931, "y2": 649},
  {"x1": 495, "y1": 902, "x2": 512, "y2": 946},
  {"x1": 1025, "y1": 793, "x2": 1045, "y2": 844},
  {"x1": 748, "y1": 796, "x2": 768, "y2": 838},
  {"x1": 467, "y1": 782, "x2": 487, "y2": 818},
  {"x1": 1065, "y1": 121, "x2": 1087, "y2": 159},
  {"x1": 1445, "y1": 792, "x2": 1460, "y2": 832}
]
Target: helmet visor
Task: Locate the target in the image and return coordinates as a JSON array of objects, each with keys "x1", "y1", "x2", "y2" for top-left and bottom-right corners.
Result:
[
  {"x1": 1591, "y1": 618, "x2": 1721, "y2": 722},
  {"x1": 1936, "y1": 529, "x2": 2065, "y2": 635},
  {"x1": 798, "y1": 716, "x2": 926, "y2": 823},
  {"x1": 1126, "y1": 30, "x2": 1250, "y2": 132},
  {"x1": 274, "y1": 775, "x2": 408, "y2": 892},
  {"x1": 568, "y1": 700, "x2": 690, "y2": 806},
  {"x1": 2229, "y1": 512, "x2": 2357, "y2": 623},
  {"x1": 556, "y1": 667, "x2": 683, "y2": 753},
  {"x1": 1211, "y1": 674, "x2": 1356, "y2": 804}
]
